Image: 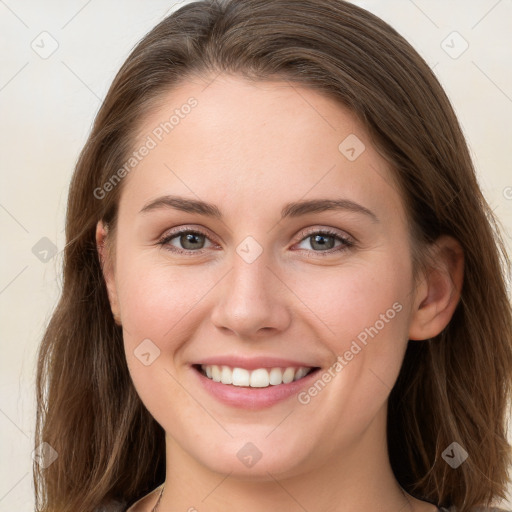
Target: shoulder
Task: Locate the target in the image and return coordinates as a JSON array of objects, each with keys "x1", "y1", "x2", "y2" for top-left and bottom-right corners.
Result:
[
  {"x1": 473, "y1": 509, "x2": 512, "y2": 512},
  {"x1": 440, "y1": 507, "x2": 512, "y2": 512},
  {"x1": 93, "y1": 500, "x2": 128, "y2": 512},
  {"x1": 93, "y1": 485, "x2": 162, "y2": 512}
]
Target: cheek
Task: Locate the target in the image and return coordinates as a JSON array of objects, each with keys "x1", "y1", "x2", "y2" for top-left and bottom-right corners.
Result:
[
  {"x1": 291, "y1": 255, "x2": 413, "y2": 421},
  {"x1": 115, "y1": 250, "x2": 213, "y2": 342},
  {"x1": 292, "y1": 256, "x2": 411, "y2": 351},
  {"x1": 116, "y1": 244, "x2": 412, "y2": 363},
  {"x1": 288, "y1": 258, "x2": 412, "y2": 437},
  {"x1": 114, "y1": 252, "x2": 208, "y2": 419}
]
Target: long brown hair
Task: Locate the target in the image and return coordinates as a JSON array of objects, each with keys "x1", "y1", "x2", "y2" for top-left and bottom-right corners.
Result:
[{"x1": 34, "y1": 1, "x2": 512, "y2": 510}]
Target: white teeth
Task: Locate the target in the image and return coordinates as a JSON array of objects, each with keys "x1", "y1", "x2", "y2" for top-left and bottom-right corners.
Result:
[
  {"x1": 250, "y1": 368, "x2": 269, "y2": 388},
  {"x1": 211, "y1": 365, "x2": 221, "y2": 382},
  {"x1": 232, "y1": 367, "x2": 250, "y2": 386},
  {"x1": 200, "y1": 365, "x2": 313, "y2": 387},
  {"x1": 269, "y1": 367, "x2": 283, "y2": 385},
  {"x1": 282, "y1": 367, "x2": 295, "y2": 384},
  {"x1": 220, "y1": 365, "x2": 232, "y2": 385},
  {"x1": 294, "y1": 367, "x2": 308, "y2": 380}
]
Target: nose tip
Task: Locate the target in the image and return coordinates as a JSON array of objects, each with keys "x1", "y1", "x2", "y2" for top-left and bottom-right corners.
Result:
[{"x1": 210, "y1": 259, "x2": 291, "y2": 339}]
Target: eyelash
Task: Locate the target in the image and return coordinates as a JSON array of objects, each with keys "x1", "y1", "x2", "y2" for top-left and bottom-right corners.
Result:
[{"x1": 157, "y1": 227, "x2": 355, "y2": 257}]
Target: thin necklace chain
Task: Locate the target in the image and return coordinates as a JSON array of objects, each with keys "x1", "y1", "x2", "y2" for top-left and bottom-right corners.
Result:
[{"x1": 151, "y1": 484, "x2": 164, "y2": 512}]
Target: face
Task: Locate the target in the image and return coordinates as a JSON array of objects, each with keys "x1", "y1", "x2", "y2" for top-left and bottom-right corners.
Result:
[{"x1": 99, "y1": 74, "x2": 423, "y2": 479}]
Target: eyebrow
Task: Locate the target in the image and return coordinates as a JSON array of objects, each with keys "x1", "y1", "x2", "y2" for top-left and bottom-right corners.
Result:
[{"x1": 139, "y1": 195, "x2": 379, "y2": 223}]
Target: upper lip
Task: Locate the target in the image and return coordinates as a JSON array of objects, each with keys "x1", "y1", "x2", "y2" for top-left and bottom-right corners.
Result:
[{"x1": 193, "y1": 355, "x2": 320, "y2": 371}]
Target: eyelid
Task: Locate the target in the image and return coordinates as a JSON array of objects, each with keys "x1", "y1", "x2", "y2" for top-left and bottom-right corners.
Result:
[
  {"x1": 157, "y1": 224, "x2": 355, "y2": 255},
  {"x1": 157, "y1": 226, "x2": 218, "y2": 251},
  {"x1": 295, "y1": 226, "x2": 355, "y2": 244}
]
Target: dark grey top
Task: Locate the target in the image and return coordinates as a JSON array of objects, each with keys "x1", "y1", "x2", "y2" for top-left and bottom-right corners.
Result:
[
  {"x1": 439, "y1": 508, "x2": 511, "y2": 512},
  {"x1": 93, "y1": 499, "x2": 512, "y2": 512},
  {"x1": 94, "y1": 503, "x2": 512, "y2": 511}
]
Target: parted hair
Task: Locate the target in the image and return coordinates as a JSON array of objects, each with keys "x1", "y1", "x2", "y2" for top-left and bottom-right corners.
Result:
[{"x1": 34, "y1": 1, "x2": 512, "y2": 511}]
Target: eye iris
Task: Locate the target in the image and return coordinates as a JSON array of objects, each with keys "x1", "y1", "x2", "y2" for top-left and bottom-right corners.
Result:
[
  {"x1": 167, "y1": 231, "x2": 344, "y2": 252},
  {"x1": 311, "y1": 234, "x2": 335, "y2": 250},
  {"x1": 181, "y1": 232, "x2": 204, "y2": 250}
]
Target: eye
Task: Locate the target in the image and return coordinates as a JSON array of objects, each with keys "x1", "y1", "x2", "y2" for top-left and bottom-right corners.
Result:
[
  {"x1": 157, "y1": 227, "x2": 354, "y2": 256},
  {"x1": 158, "y1": 228, "x2": 216, "y2": 254},
  {"x1": 294, "y1": 228, "x2": 354, "y2": 255}
]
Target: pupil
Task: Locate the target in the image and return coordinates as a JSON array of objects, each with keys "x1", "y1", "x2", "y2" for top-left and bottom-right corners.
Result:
[
  {"x1": 312, "y1": 234, "x2": 334, "y2": 250},
  {"x1": 182, "y1": 233, "x2": 203, "y2": 250},
  {"x1": 179, "y1": 233, "x2": 335, "y2": 251}
]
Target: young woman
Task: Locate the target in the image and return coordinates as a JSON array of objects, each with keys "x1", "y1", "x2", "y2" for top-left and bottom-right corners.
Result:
[{"x1": 34, "y1": 1, "x2": 512, "y2": 511}]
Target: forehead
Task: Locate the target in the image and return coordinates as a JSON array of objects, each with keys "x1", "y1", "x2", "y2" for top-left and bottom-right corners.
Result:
[
  {"x1": 118, "y1": 73, "x2": 405, "y2": 226},
  {"x1": 139, "y1": 73, "x2": 363, "y2": 154}
]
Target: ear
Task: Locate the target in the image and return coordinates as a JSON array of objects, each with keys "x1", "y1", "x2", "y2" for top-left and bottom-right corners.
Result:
[
  {"x1": 96, "y1": 220, "x2": 122, "y2": 326},
  {"x1": 408, "y1": 235, "x2": 464, "y2": 341}
]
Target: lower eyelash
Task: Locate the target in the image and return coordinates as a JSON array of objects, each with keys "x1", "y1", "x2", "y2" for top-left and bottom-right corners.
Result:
[
  {"x1": 157, "y1": 229, "x2": 354, "y2": 255},
  {"x1": 157, "y1": 230, "x2": 212, "y2": 254},
  {"x1": 299, "y1": 230, "x2": 354, "y2": 255}
]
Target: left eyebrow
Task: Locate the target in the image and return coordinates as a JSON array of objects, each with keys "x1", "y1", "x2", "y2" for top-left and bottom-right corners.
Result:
[
  {"x1": 281, "y1": 198, "x2": 379, "y2": 223},
  {"x1": 139, "y1": 195, "x2": 379, "y2": 223}
]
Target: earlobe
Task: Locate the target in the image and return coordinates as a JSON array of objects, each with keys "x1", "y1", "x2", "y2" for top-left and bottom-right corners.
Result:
[
  {"x1": 95, "y1": 220, "x2": 122, "y2": 326},
  {"x1": 408, "y1": 235, "x2": 464, "y2": 341}
]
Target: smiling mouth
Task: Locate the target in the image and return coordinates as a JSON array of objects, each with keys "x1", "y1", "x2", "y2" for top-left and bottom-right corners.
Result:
[{"x1": 193, "y1": 364, "x2": 321, "y2": 388}]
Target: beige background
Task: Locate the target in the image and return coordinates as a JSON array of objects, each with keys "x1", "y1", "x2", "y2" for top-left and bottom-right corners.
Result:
[{"x1": 0, "y1": 0, "x2": 511, "y2": 510}]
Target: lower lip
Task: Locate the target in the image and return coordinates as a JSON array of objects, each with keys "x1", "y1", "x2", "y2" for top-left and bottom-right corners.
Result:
[{"x1": 192, "y1": 366, "x2": 321, "y2": 410}]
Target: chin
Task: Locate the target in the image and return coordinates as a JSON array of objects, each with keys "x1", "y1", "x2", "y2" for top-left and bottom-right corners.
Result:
[{"x1": 193, "y1": 440, "x2": 314, "y2": 481}]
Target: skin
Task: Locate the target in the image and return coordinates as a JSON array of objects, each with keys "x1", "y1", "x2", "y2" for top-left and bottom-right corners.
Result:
[{"x1": 96, "y1": 74, "x2": 464, "y2": 512}]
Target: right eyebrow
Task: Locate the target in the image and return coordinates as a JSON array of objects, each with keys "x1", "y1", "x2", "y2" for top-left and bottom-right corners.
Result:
[{"x1": 139, "y1": 195, "x2": 222, "y2": 218}]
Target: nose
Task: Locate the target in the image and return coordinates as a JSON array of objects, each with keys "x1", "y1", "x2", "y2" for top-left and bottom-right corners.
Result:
[{"x1": 210, "y1": 250, "x2": 292, "y2": 339}]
